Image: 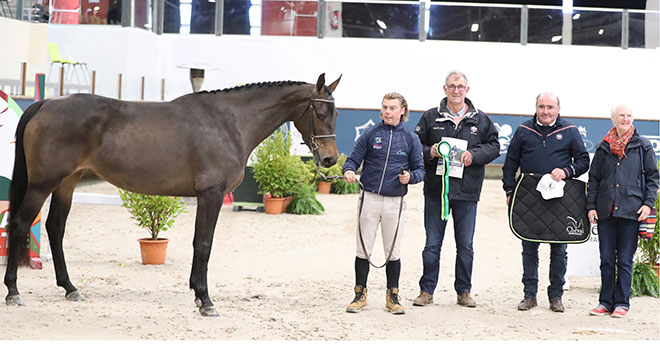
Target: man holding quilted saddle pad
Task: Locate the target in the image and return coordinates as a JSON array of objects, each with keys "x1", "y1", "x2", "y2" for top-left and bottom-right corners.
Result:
[{"x1": 502, "y1": 92, "x2": 589, "y2": 313}]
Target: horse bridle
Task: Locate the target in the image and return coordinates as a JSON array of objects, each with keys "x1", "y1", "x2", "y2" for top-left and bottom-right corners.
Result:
[{"x1": 306, "y1": 97, "x2": 337, "y2": 154}]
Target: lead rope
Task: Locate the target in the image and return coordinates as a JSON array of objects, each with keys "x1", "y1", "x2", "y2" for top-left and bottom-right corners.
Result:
[{"x1": 356, "y1": 169, "x2": 406, "y2": 269}]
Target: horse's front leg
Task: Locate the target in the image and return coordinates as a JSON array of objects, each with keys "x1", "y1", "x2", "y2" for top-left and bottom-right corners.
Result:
[{"x1": 190, "y1": 184, "x2": 225, "y2": 317}]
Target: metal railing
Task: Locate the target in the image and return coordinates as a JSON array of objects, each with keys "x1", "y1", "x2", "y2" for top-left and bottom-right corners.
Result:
[{"x1": 7, "y1": 0, "x2": 660, "y2": 49}]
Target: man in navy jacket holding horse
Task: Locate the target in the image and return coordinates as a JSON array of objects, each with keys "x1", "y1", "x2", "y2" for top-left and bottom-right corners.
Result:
[
  {"x1": 502, "y1": 92, "x2": 589, "y2": 313},
  {"x1": 342, "y1": 92, "x2": 425, "y2": 315}
]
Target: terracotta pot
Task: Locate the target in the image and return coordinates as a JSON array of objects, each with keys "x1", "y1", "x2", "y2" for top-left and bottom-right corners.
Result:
[
  {"x1": 317, "y1": 181, "x2": 331, "y2": 194},
  {"x1": 653, "y1": 264, "x2": 660, "y2": 283},
  {"x1": 138, "y1": 238, "x2": 170, "y2": 265},
  {"x1": 281, "y1": 196, "x2": 293, "y2": 213},
  {"x1": 264, "y1": 197, "x2": 284, "y2": 215}
]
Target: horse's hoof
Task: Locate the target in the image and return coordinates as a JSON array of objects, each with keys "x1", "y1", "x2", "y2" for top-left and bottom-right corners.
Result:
[
  {"x1": 195, "y1": 298, "x2": 202, "y2": 308},
  {"x1": 5, "y1": 295, "x2": 24, "y2": 306},
  {"x1": 65, "y1": 290, "x2": 85, "y2": 301},
  {"x1": 199, "y1": 306, "x2": 219, "y2": 317}
]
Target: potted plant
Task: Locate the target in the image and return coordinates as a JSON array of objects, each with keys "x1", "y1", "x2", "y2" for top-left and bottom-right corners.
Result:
[
  {"x1": 253, "y1": 130, "x2": 306, "y2": 214},
  {"x1": 631, "y1": 181, "x2": 660, "y2": 297},
  {"x1": 306, "y1": 158, "x2": 336, "y2": 194},
  {"x1": 286, "y1": 182, "x2": 325, "y2": 215},
  {"x1": 119, "y1": 189, "x2": 186, "y2": 265}
]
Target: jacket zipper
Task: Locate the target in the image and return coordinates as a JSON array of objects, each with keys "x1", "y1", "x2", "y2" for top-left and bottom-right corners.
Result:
[{"x1": 377, "y1": 128, "x2": 393, "y2": 194}]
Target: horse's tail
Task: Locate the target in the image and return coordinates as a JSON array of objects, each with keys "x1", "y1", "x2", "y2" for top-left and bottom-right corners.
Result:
[{"x1": 8, "y1": 101, "x2": 44, "y2": 222}]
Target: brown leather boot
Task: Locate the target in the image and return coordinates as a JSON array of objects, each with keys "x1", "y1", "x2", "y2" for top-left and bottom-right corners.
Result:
[
  {"x1": 457, "y1": 292, "x2": 476, "y2": 308},
  {"x1": 412, "y1": 291, "x2": 433, "y2": 306},
  {"x1": 386, "y1": 288, "x2": 405, "y2": 314},
  {"x1": 346, "y1": 285, "x2": 367, "y2": 313},
  {"x1": 517, "y1": 296, "x2": 538, "y2": 311}
]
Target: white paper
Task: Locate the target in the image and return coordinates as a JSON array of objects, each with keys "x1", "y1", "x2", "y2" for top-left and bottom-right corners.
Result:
[{"x1": 436, "y1": 137, "x2": 468, "y2": 179}]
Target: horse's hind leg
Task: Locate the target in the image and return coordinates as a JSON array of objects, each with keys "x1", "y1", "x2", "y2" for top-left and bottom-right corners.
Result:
[
  {"x1": 190, "y1": 184, "x2": 225, "y2": 317},
  {"x1": 4, "y1": 184, "x2": 54, "y2": 306},
  {"x1": 45, "y1": 171, "x2": 84, "y2": 301}
]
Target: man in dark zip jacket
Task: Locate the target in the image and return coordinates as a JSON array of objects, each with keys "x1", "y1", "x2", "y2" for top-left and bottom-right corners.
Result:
[
  {"x1": 502, "y1": 92, "x2": 589, "y2": 313},
  {"x1": 412, "y1": 71, "x2": 500, "y2": 308},
  {"x1": 342, "y1": 92, "x2": 425, "y2": 314}
]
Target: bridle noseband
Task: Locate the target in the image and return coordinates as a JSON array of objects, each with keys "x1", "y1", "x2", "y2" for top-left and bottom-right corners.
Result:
[{"x1": 306, "y1": 97, "x2": 337, "y2": 153}]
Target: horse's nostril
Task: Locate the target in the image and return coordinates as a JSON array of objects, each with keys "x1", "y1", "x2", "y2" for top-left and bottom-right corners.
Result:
[{"x1": 322, "y1": 157, "x2": 337, "y2": 168}]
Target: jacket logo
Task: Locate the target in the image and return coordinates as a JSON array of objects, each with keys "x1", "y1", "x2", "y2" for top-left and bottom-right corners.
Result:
[
  {"x1": 432, "y1": 126, "x2": 444, "y2": 130},
  {"x1": 471, "y1": 126, "x2": 478, "y2": 135},
  {"x1": 373, "y1": 136, "x2": 382, "y2": 149},
  {"x1": 566, "y1": 216, "x2": 584, "y2": 236},
  {"x1": 556, "y1": 133, "x2": 563, "y2": 140},
  {"x1": 415, "y1": 126, "x2": 421, "y2": 132}
]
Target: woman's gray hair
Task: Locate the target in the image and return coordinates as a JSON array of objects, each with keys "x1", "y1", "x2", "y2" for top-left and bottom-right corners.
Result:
[
  {"x1": 445, "y1": 70, "x2": 468, "y2": 85},
  {"x1": 382, "y1": 92, "x2": 409, "y2": 122}
]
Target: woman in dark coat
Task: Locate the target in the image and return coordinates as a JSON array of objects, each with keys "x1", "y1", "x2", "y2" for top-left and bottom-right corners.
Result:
[{"x1": 586, "y1": 105, "x2": 659, "y2": 318}]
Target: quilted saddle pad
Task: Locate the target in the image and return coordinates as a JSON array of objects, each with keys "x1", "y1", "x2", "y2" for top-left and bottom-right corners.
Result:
[{"x1": 509, "y1": 173, "x2": 590, "y2": 243}]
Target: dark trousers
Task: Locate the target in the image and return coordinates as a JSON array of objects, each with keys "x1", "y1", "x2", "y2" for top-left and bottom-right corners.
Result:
[
  {"x1": 521, "y1": 241, "x2": 567, "y2": 301},
  {"x1": 419, "y1": 195, "x2": 478, "y2": 295},
  {"x1": 597, "y1": 216, "x2": 638, "y2": 310}
]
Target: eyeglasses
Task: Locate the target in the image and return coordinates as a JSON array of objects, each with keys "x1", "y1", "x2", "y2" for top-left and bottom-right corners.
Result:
[{"x1": 446, "y1": 84, "x2": 467, "y2": 91}]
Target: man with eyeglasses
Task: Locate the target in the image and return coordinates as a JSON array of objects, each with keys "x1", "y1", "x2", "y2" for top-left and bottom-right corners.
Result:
[
  {"x1": 502, "y1": 92, "x2": 589, "y2": 313},
  {"x1": 412, "y1": 70, "x2": 500, "y2": 308}
]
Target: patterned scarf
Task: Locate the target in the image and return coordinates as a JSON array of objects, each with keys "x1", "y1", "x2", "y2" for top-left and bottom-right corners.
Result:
[{"x1": 603, "y1": 125, "x2": 634, "y2": 158}]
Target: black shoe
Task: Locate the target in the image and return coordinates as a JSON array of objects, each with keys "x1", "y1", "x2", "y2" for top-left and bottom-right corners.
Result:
[
  {"x1": 550, "y1": 299, "x2": 565, "y2": 313},
  {"x1": 517, "y1": 296, "x2": 537, "y2": 311}
]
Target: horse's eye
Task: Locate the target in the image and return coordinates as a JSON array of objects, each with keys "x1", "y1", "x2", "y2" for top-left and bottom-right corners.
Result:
[{"x1": 315, "y1": 112, "x2": 326, "y2": 120}]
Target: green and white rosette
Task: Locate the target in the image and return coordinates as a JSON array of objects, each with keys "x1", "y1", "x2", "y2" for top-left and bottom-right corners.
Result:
[{"x1": 436, "y1": 141, "x2": 451, "y2": 220}]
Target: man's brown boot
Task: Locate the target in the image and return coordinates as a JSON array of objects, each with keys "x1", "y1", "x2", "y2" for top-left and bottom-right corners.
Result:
[
  {"x1": 412, "y1": 291, "x2": 433, "y2": 306},
  {"x1": 517, "y1": 296, "x2": 538, "y2": 311},
  {"x1": 550, "y1": 299, "x2": 565, "y2": 313},
  {"x1": 457, "y1": 292, "x2": 476, "y2": 308},
  {"x1": 346, "y1": 286, "x2": 367, "y2": 313},
  {"x1": 386, "y1": 288, "x2": 405, "y2": 314}
]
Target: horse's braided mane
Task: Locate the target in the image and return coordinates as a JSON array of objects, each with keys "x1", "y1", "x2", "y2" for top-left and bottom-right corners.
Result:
[{"x1": 197, "y1": 80, "x2": 307, "y2": 95}]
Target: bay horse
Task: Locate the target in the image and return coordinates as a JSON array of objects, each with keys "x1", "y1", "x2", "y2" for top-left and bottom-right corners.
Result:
[{"x1": 4, "y1": 73, "x2": 341, "y2": 316}]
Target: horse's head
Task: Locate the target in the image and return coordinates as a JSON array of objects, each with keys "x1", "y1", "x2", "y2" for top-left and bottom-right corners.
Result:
[{"x1": 296, "y1": 73, "x2": 341, "y2": 168}]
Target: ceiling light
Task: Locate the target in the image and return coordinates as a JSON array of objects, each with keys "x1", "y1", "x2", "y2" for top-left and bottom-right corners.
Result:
[
  {"x1": 572, "y1": 13, "x2": 580, "y2": 20},
  {"x1": 376, "y1": 20, "x2": 387, "y2": 30},
  {"x1": 598, "y1": 29, "x2": 604, "y2": 35},
  {"x1": 551, "y1": 35, "x2": 562, "y2": 42},
  {"x1": 471, "y1": 23, "x2": 479, "y2": 32}
]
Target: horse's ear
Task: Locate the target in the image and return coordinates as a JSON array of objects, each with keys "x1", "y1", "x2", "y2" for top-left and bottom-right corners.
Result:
[
  {"x1": 328, "y1": 74, "x2": 342, "y2": 93},
  {"x1": 315, "y1": 73, "x2": 326, "y2": 93}
]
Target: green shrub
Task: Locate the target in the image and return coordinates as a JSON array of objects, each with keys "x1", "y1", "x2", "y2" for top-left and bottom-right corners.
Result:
[
  {"x1": 631, "y1": 262, "x2": 660, "y2": 297},
  {"x1": 287, "y1": 183, "x2": 324, "y2": 215},
  {"x1": 331, "y1": 178, "x2": 360, "y2": 194},
  {"x1": 118, "y1": 189, "x2": 186, "y2": 240},
  {"x1": 632, "y1": 162, "x2": 660, "y2": 297},
  {"x1": 253, "y1": 130, "x2": 307, "y2": 197},
  {"x1": 330, "y1": 154, "x2": 360, "y2": 194}
]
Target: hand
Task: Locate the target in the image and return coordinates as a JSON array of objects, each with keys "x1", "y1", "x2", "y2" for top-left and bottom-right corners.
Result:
[
  {"x1": 430, "y1": 143, "x2": 440, "y2": 158},
  {"x1": 461, "y1": 150, "x2": 473, "y2": 167},
  {"x1": 344, "y1": 170, "x2": 357, "y2": 184},
  {"x1": 550, "y1": 168, "x2": 566, "y2": 181},
  {"x1": 506, "y1": 195, "x2": 511, "y2": 206},
  {"x1": 588, "y1": 210, "x2": 598, "y2": 224},
  {"x1": 638, "y1": 205, "x2": 652, "y2": 222},
  {"x1": 399, "y1": 170, "x2": 410, "y2": 185}
]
